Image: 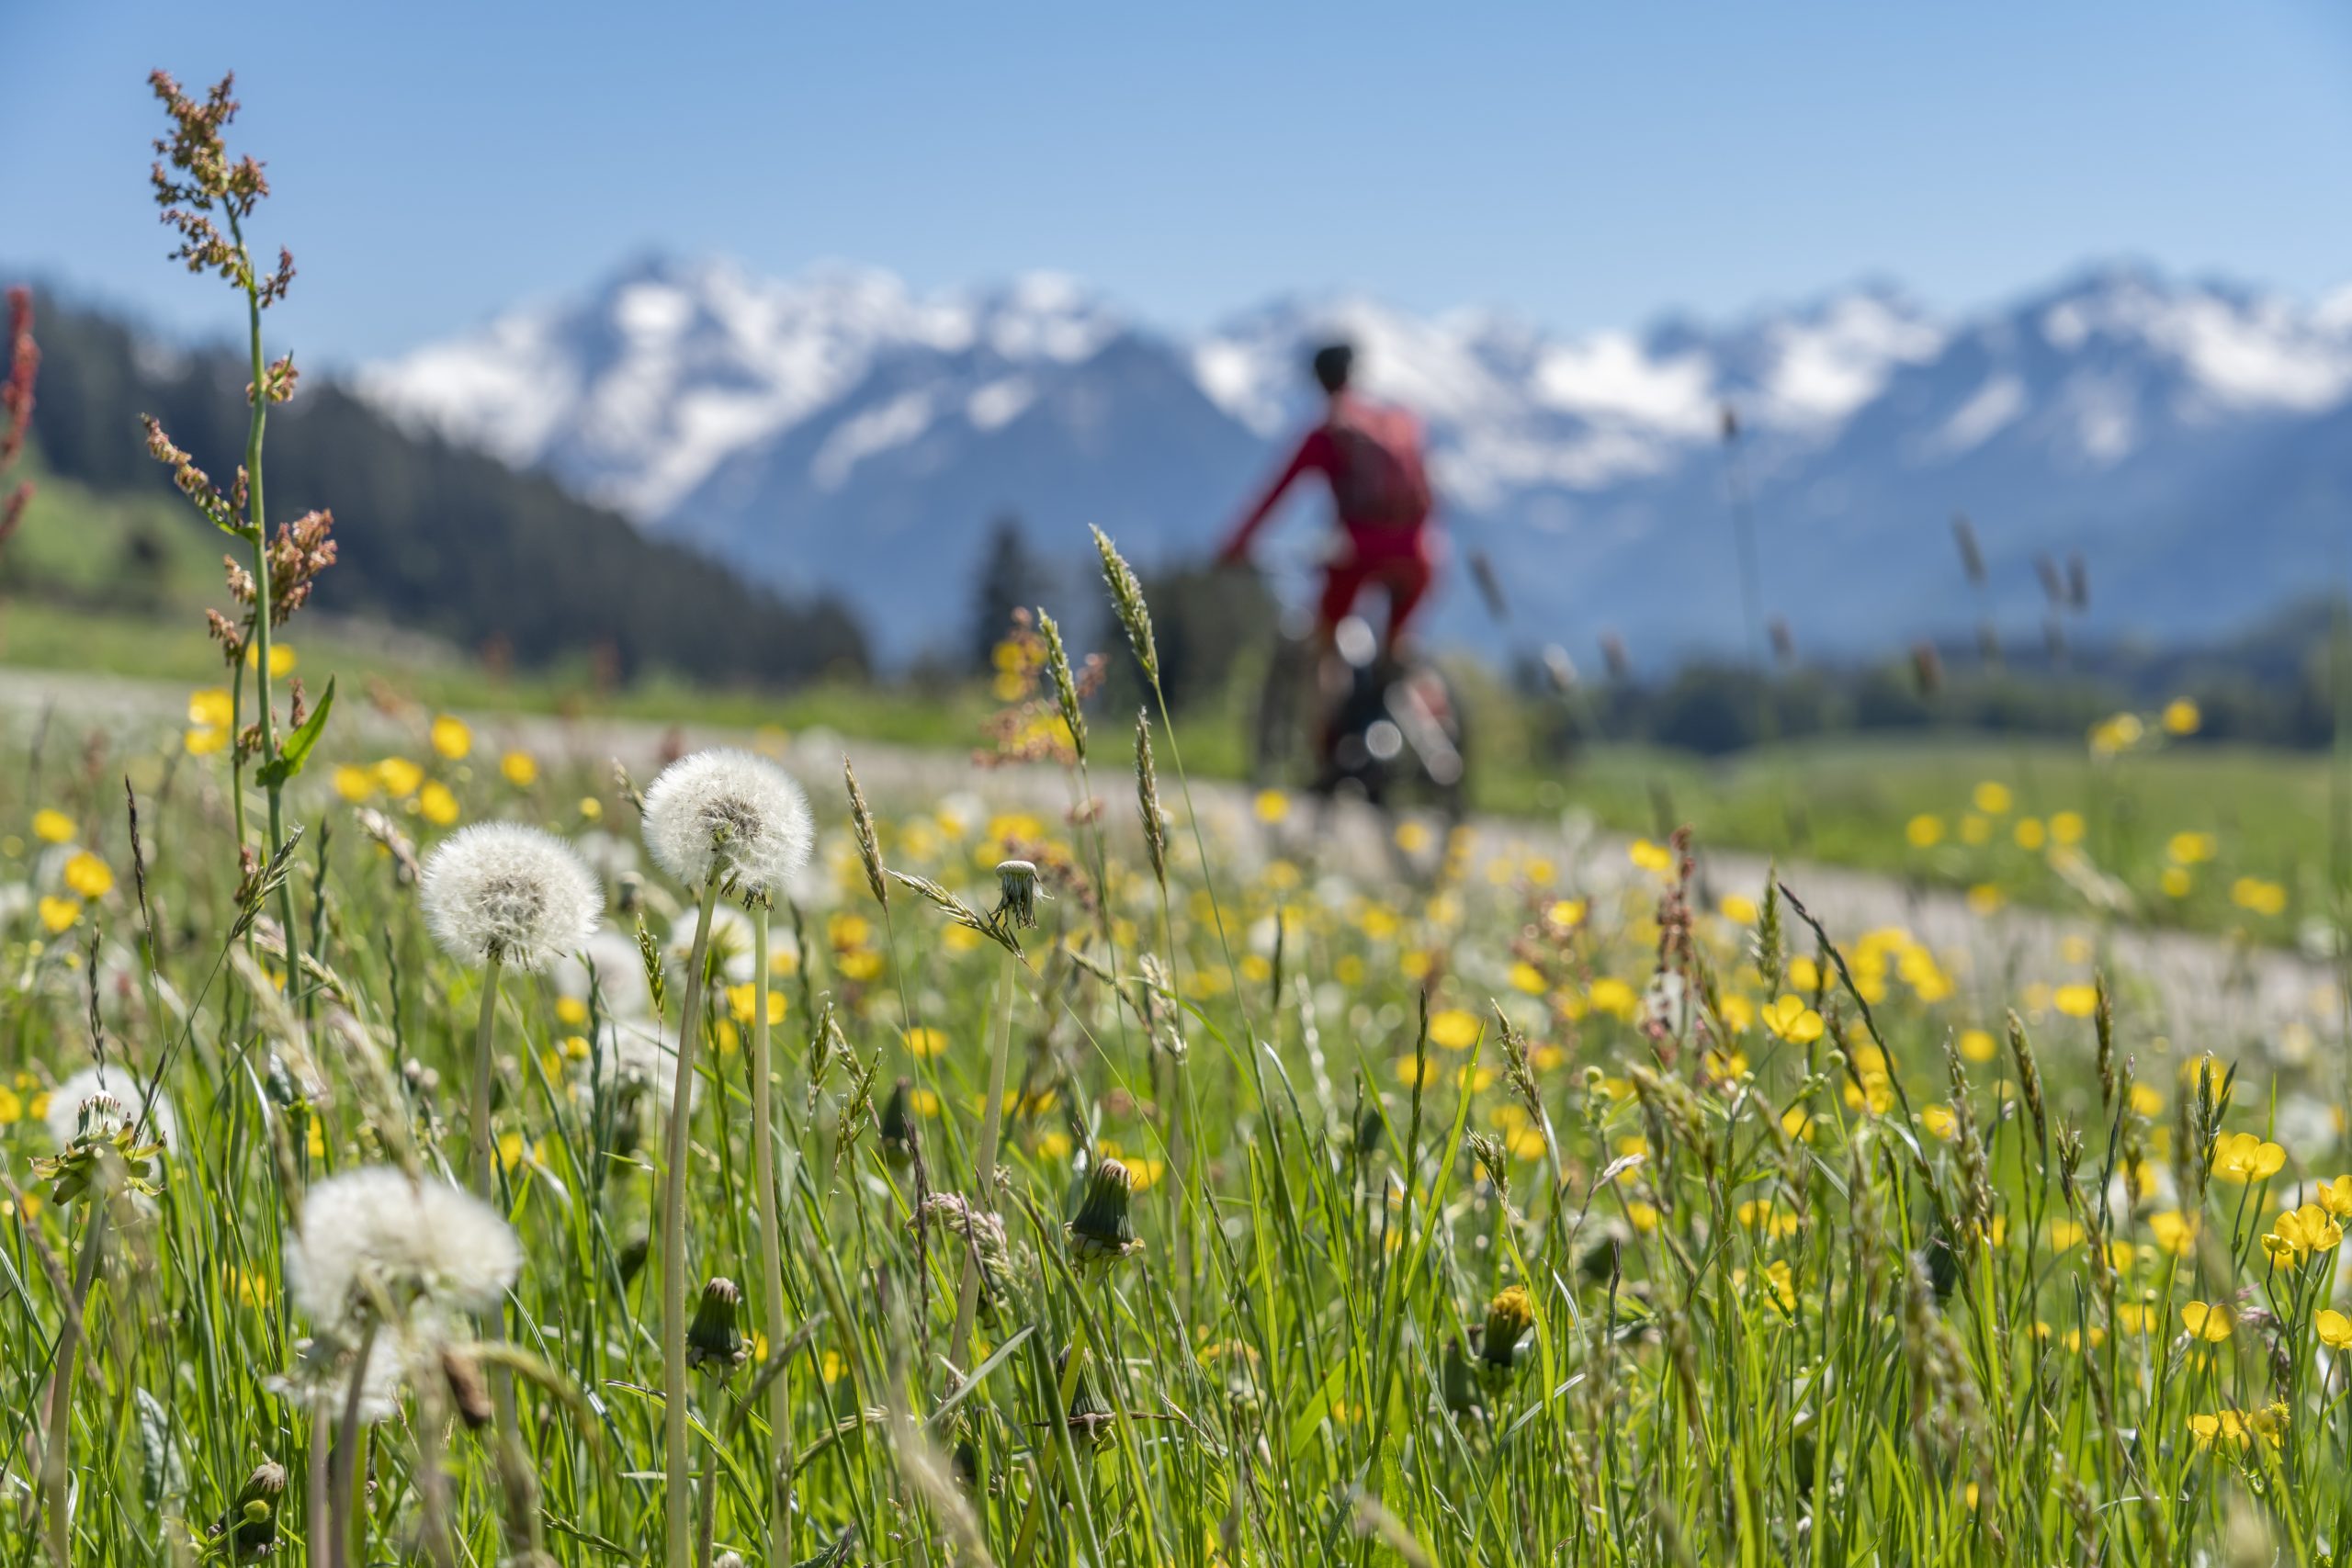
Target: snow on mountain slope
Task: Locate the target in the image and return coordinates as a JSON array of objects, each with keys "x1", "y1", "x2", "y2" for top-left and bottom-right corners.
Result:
[
  {"x1": 364, "y1": 257, "x2": 1117, "y2": 517},
  {"x1": 364, "y1": 257, "x2": 2352, "y2": 663}
]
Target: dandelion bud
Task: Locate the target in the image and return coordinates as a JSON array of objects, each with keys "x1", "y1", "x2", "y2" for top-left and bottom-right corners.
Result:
[
  {"x1": 641, "y1": 749, "x2": 813, "y2": 898},
  {"x1": 440, "y1": 1344, "x2": 493, "y2": 1429},
  {"x1": 419, "y1": 823, "x2": 603, "y2": 972},
  {"x1": 993, "y1": 859, "x2": 1046, "y2": 931},
  {"x1": 1478, "y1": 1284, "x2": 1534, "y2": 1371},
  {"x1": 1059, "y1": 1349, "x2": 1119, "y2": 1449},
  {"x1": 212, "y1": 1460, "x2": 286, "y2": 1562},
  {"x1": 1351, "y1": 1100, "x2": 1386, "y2": 1159},
  {"x1": 878, "y1": 1077, "x2": 918, "y2": 1169},
  {"x1": 686, "y1": 1276, "x2": 750, "y2": 1374},
  {"x1": 1441, "y1": 1337, "x2": 1482, "y2": 1416},
  {"x1": 1066, "y1": 1156, "x2": 1145, "y2": 1269}
]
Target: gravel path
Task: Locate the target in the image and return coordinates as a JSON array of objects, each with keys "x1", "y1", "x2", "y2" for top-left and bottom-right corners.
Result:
[{"x1": 7, "y1": 665, "x2": 2342, "y2": 1050}]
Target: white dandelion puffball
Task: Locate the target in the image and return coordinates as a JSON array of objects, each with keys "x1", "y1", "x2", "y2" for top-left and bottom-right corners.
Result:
[
  {"x1": 556, "y1": 927, "x2": 654, "y2": 1018},
  {"x1": 287, "y1": 1166, "x2": 522, "y2": 1331},
  {"x1": 641, "y1": 749, "x2": 813, "y2": 897},
  {"x1": 47, "y1": 1063, "x2": 180, "y2": 1152},
  {"x1": 420, "y1": 822, "x2": 603, "y2": 971},
  {"x1": 589, "y1": 1015, "x2": 697, "y2": 1113}
]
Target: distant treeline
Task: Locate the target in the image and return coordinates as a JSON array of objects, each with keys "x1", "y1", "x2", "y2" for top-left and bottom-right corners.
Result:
[
  {"x1": 26, "y1": 295, "x2": 868, "y2": 686},
  {"x1": 1515, "y1": 600, "x2": 2346, "y2": 756}
]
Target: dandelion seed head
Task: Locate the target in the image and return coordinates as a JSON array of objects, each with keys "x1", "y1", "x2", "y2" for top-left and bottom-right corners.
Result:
[
  {"x1": 286, "y1": 1167, "x2": 522, "y2": 1333},
  {"x1": 419, "y1": 822, "x2": 603, "y2": 971},
  {"x1": 589, "y1": 1015, "x2": 696, "y2": 1114},
  {"x1": 641, "y1": 749, "x2": 813, "y2": 897},
  {"x1": 46, "y1": 1063, "x2": 179, "y2": 1152},
  {"x1": 556, "y1": 926, "x2": 654, "y2": 1017}
]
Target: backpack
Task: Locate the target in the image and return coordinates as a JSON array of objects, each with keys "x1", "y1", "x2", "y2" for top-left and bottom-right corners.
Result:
[{"x1": 1327, "y1": 406, "x2": 1431, "y2": 530}]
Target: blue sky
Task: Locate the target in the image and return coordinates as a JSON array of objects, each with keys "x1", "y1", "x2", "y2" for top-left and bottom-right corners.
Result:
[{"x1": 6, "y1": 1, "x2": 2350, "y2": 364}]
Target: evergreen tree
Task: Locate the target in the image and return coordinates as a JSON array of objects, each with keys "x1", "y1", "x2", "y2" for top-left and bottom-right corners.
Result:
[{"x1": 970, "y1": 513, "x2": 1047, "y2": 670}]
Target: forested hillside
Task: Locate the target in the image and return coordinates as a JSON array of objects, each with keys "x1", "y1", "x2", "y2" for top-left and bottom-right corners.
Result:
[{"x1": 22, "y1": 294, "x2": 868, "y2": 686}]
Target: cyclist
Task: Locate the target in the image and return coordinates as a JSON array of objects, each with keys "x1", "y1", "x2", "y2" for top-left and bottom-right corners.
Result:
[{"x1": 1215, "y1": 341, "x2": 1439, "y2": 660}]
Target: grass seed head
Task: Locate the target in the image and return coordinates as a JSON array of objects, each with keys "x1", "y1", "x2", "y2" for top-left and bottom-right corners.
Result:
[
  {"x1": 1134, "y1": 711, "x2": 1167, "y2": 888},
  {"x1": 1091, "y1": 525, "x2": 1158, "y2": 687},
  {"x1": 1036, "y1": 608, "x2": 1088, "y2": 763},
  {"x1": 843, "y1": 758, "x2": 888, "y2": 908}
]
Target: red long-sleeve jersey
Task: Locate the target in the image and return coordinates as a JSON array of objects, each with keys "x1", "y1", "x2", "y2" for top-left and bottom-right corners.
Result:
[{"x1": 1217, "y1": 395, "x2": 1434, "y2": 562}]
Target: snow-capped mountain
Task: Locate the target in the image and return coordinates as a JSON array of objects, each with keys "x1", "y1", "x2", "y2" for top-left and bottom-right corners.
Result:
[{"x1": 364, "y1": 257, "x2": 2352, "y2": 663}]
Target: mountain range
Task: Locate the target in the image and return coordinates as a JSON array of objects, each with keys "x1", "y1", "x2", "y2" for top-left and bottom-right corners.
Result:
[{"x1": 364, "y1": 257, "x2": 2352, "y2": 666}]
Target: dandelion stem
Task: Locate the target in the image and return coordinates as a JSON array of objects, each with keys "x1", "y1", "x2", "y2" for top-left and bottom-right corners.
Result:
[
  {"x1": 468, "y1": 952, "x2": 504, "y2": 1200},
  {"x1": 662, "y1": 880, "x2": 719, "y2": 1568},
  {"x1": 947, "y1": 942, "x2": 1019, "y2": 1383},
  {"x1": 40, "y1": 1198, "x2": 106, "y2": 1567},
  {"x1": 749, "y1": 903, "x2": 794, "y2": 1568},
  {"x1": 327, "y1": 1317, "x2": 379, "y2": 1568}
]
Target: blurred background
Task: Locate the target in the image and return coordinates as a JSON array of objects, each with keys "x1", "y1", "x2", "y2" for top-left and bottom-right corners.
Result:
[{"x1": 3, "y1": 1, "x2": 2348, "y2": 859}]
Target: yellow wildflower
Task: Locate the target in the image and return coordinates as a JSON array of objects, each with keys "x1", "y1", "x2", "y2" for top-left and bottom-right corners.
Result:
[
  {"x1": 62, "y1": 852, "x2": 113, "y2": 899},
  {"x1": 1429, "y1": 1009, "x2": 1481, "y2": 1050},
  {"x1": 1760, "y1": 995, "x2": 1823, "y2": 1044},
  {"x1": 418, "y1": 781, "x2": 459, "y2": 827},
  {"x1": 2179, "y1": 1302, "x2": 2232, "y2": 1342}
]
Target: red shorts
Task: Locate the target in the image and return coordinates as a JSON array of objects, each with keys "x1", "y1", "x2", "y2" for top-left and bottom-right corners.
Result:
[{"x1": 1319, "y1": 526, "x2": 1435, "y2": 640}]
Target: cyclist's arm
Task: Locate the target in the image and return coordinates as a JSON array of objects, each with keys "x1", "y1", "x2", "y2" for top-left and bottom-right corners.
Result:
[{"x1": 1217, "y1": 429, "x2": 1329, "y2": 564}]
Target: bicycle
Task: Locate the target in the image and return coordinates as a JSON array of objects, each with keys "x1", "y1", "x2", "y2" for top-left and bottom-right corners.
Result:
[{"x1": 1250, "y1": 606, "x2": 1470, "y2": 877}]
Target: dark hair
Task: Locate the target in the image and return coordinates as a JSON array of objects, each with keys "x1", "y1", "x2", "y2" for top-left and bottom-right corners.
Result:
[{"x1": 1310, "y1": 342, "x2": 1354, "y2": 395}]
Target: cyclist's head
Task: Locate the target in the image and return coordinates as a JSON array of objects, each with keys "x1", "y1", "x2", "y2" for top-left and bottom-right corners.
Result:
[{"x1": 1310, "y1": 342, "x2": 1354, "y2": 396}]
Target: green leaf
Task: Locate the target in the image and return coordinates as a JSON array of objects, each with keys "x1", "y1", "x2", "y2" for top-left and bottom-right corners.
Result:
[{"x1": 255, "y1": 675, "x2": 334, "y2": 788}]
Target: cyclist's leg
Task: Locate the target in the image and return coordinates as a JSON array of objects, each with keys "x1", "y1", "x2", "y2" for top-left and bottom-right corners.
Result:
[
  {"x1": 1312, "y1": 559, "x2": 1371, "y2": 771},
  {"x1": 1317, "y1": 558, "x2": 1371, "y2": 646},
  {"x1": 1382, "y1": 549, "x2": 1435, "y2": 649}
]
